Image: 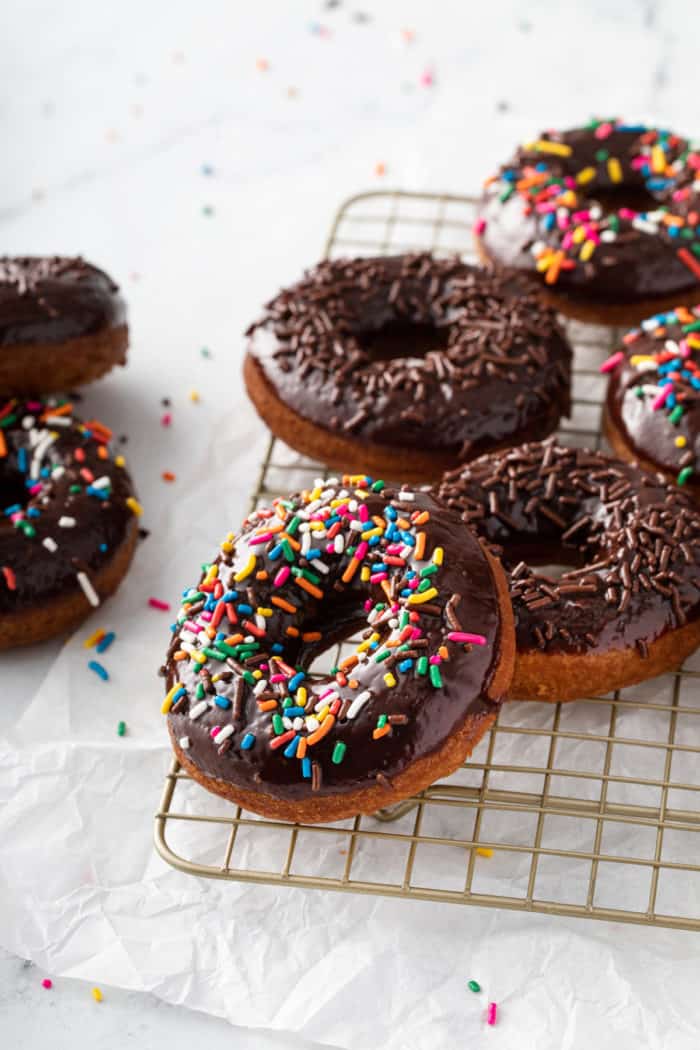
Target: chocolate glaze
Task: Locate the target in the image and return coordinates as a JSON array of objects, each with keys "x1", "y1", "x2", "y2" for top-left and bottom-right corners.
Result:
[
  {"x1": 439, "y1": 440, "x2": 700, "y2": 656},
  {"x1": 165, "y1": 486, "x2": 504, "y2": 803},
  {"x1": 247, "y1": 254, "x2": 571, "y2": 460},
  {"x1": 0, "y1": 257, "x2": 126, "y2": 347},
  {"x1": 605, "y1": 305, "x2": 700, "y2": 482},
  {"x1": 479, "y1": 122, "x2": 700, "y2": 304},
  {"x1": 0, "y1": 397, "x2": 138, "y2": 615}
]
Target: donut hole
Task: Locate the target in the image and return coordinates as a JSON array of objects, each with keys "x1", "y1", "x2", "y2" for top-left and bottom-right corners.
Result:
[
  {"x1": 592, "y1": 185, "x2": 659, "y2": 215},
  {"x1": 0, "y1": 462, "x2": 29, "y2": 521},
  {"x1": 356, "y1": 320, "x2": 449, "y2": 363}
]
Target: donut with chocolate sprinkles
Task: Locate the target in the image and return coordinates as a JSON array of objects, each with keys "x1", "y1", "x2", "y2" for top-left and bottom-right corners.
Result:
[
  {"x1": 439, "y1": 440, "x2": 700, "y2": 702},
  {"x1": 0, "y1": 395, "x2": 140, "y2": 648},
  {"x1": 0, "y1": 256, "x2": 128, "y2": 395},
  {"x1": 244, "y1": 254, "x2": 571, "y2": 482},
  {"x1": 161, "y1": 475, "x2": 514, "y2": 823}
]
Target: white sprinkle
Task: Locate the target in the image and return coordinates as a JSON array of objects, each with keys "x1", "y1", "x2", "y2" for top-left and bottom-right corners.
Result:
[
  {"x1": 59, "y1": 516, "x2": 76, "y2": 528},
  {"x1": 179, "y1": 630, "x2": 198, "y2": 645},
  {"x1": 347, "y1": 690, "x2": 372, "y2": 719},
  {"x1": 642, "y1": 317, "x2": 660, "y2": 332},
  {"x1": 213, "y1": 724, "x2": 234, "y2": 744},
  {"x1": 179, "y1": 736, "x2": 191, "y2": 750},
  {"x1": 301, "y1": 530, "x2": 311, "y2": 554},
  {"x1": 308, "y1": 557, "x2": 329, "y2": 574},
  {"x1": 282, "y1": 716, "x2": 293, "y2": 730},
  {"x1": 44, "y1": 415, "x2": 72, "y2": 427},
  {"x1": 305, "y1": 717, "x2": 320, "y2": 732},
  {"x1": 21, "y1": 415, "x2": 35, "y2": 430},
  {"x1": 51, "y1": 465, "x2": 65, "y2": 480},
  {"x1": 189, "y1": 700, "x2": 208, "y2": 720},
  {"x1": 42, "y1": 537, "x2": 58, "y2": 553},
  {"x1": 600, "y1": 230, "x2": 617, "y2": 242},
  {"x1": 91, "y1": 475, "x2": 111, "y2": 489},
  {"x1": 292, "y1": 717, "x2": 304, "y2": 730},
  {"x1": 253, "y1": 678, "x2": 269, "y2": 696},
  {"x1": 76, "y1": 571, "x2": 100, "y2": 608},
  {"x1": 398, "y1": 491, "x2": 416, "y2": 502},
  {"x1": 349, "y1": 520, "x2": 364, "y2": 532},
  {"x1": 255, "y1": 614, "x2": 266, "y2": 630},
  {"x1": 348, "y1": 499, "x2": 358, "y2": 512},
  {"x1": 334, "y1": 534, "x2": 345, "y2": 554},
  {"x1": 632, "y1": 218, "x2": 658, "y2": 235},
  {"x1": 664, "y1": 340, "x2": 680, "y2": 355},
  {"x1": 315, "y1": 692, "x2": 339, "y2": 712}
]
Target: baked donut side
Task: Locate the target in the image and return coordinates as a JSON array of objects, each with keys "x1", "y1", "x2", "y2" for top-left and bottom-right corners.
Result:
[
  {"x1": 245, "y1": 254, "x2": 571, "y2": 483},
  {"x1": 439, "y1": 440, "x2": 700, "y2": 702},
  {"x1": 0, "y1": 257, "x2": 128, "y2": 395},
  {"x1": 0, "y1": 396, "x2": 140, "y2": 649},
  {"x1": 601, "y1": 304, "x2": 700, "y2": 494},
  {"x1": 163, "y1": 480, "x2": 515, "y2": 823},
  {"x1": 476, "y1": 120, "x2": 700, "y2": 326}
]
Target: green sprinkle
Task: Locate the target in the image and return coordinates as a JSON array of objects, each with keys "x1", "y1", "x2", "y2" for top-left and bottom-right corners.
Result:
[
  {"x1": 468, "y1": 980, "x2": 481, "y2": 993},
  {"x1": 677, "y1": 466, "x2": 694, "y2": 486},
  {"x1": 117, "y1": 721, "x2": 126, "y2": 737},
  {"x1": 202, "y1": 647, "x2": 226, "y2": 661},
  {"x1": 634, "y1": 385, "x2": 645, "y2": 398},
  {"x1": 282, "y1": 539, "x2": 295, "y2": 563},
  {"x1": 202, "y1": 204, "x2": 214, "y2": 216},
  {"x1": 272, "y1": 713, "x2": 285, "y2": 735},
  {"x1": 18, "y1": 521, "x2": 36, "y2": 538},
  {"x1": 419, "y1": 564, "x2": 439, "y2": 578},
  {"x1": 499, "y1": 185, "x2": 514, "y2": 203},
  {"x1": 371, "y1": 480, "x2": 385, "y2": 492},
  {"x1": 69, "y1": 484, "x2": 82, "y2": 494},
  {"x1": 669, "y1": 405, "x2": 684, "y2": 425},
  {"x1": 608, "y1": 214, "x2": 620, "y2": 232},
  {"x1": 682, "y1": 321, "x2": 700, "y2": 334},
  {"x1": 429, "y1": 664, "x2": 443, "y2": 689},
  {"x1": 399, "y1": 609, "x2": 409, "y2": 629},
  {"x1": 195, "y1": 682, "x2": 205, "y2": 700},
  {"x1": 183, "y1": 591, "x2": 205, "y2": 605},
  {"x1": 377, "y1": 714, "x2": 388, "y2": 729},
  {"x1": 200, "y1": 346, "x2": 212, "y2": 358},
  {"x1": 681, "y1": 227, "x2": 695, "y2": 240},
  {"x1": 417, "y1": 578, "x2": 433, "y2": 593},
  {"x1": 213, "y1": 641, "x2": 240, "y2": 658},
  {"x1": 374, "y1": 648, "x2": 392, "y2": 663},
  {"x1": 286, "y1": 515, "x2": 300, "y2": 536},
  {"x1": 691, "y1": 243, "x2": 700, "y2": 259},
  {"x1": 331, "y1": 741, "x2": 346, "y2": 764},
  {"x1": 416, "y1": 656, "x2": 428, "y2": 676},
  {"x1": 242, "y1": 671, "x2": 257, "y2": 686},
  {"x1": 594, "y1": 148, "x2": 609, "y2": 162},
  {"x1": 292, "y1": 566, "x2": 321, "y2": 585},
  {"x1": 0, "y1": 414, "x2": 17, "y2": 428}
]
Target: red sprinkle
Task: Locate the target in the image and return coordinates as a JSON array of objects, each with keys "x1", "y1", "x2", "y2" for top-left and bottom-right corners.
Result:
[
  {"x1": 148, "y1": 597, "x2": 171, "y2": 611},
  {"x1": 161, "y1": 413, "x2": 172, "y2": 427},
  {"x1": 2, "y1": 566, "x2": 16, "y2": 590}
]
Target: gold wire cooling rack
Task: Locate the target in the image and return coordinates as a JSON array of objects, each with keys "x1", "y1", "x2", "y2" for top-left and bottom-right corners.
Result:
[{"x1": 155, "y1": 190, "x2": 700, "y2": 930}]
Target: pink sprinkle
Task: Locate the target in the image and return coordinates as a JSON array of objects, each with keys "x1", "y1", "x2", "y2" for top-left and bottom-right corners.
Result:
[
  {"x1": 473, "y1": 218, "x2": 486, "y2": 236},
  {"x1": 355, "y1": 541, "x2": 368, "y2": 561},
  {"x1": 487, "y1": 1002, "x2": 497, "y2": 1026},
  {"x1": 599, "y1": 351, "x2": 624, "y2": 374},
  {"x1": 161, "y1": 413, "x2": 172, "y2": 426},
  {"x1": 429, "y1": 655, "x2": 441, "y2": 665},
  {"x1": 561, "y1": 231, "x2": 574, "y2": 251},
  {"x1": 631, "y1": 155, "x2": 647, "y2": 170},
  {"x1": 274, "y1": 566, "x2": 290, "y2": 587},
  {"x1": 27, "y1": 400, "x2": 42, "y2": 411},
  {"x1": 618, "y1": 207, "x2": 637, "y2": 220},
  {"x1": 370, "y1": 572, "x2": 388, "y2": 583},
  {"x1": 652, "y1": 387, "x2": 672, "y2": 411},
  {"x1": 563, "y1": 175, "x2": 576, "y2": 189},
  {"x1": 149, "y1": 597, "x2": 170, "y2": 611},
  {"x1": 420, "y1": 67, "x2": 434, "y2": 86},
  {"x1": 270, "y1": 673, "x2": 286, "y2": 683},
  {"x1": 557, "y1": 213, "x2": 570, "y2": 231},
  {"x1": 594, "y1": 122, "x2": 613, "y2": 139},
  {"x1": 249, "y1": 532, "x2": 272, "y2": 546},
  {"x1": 572, "y1": 209, "x2": 590, "y2": 222},
  {"x1": 42, "y1": 978, "x2": 52, "y2": 990},
  {"x1": 318, "y1": 686, "x2": 336, "y2": 701},
  {"x1": 448, "y1": 631, "x2": 487, "y2": 645},
  {"x1": 358, "y1": 503, "x2": 369, "y2": 522},
  {"x1": 408, "y1": 578, "x2": 419, "y2": 590},
  {"x1": 183, "y1": 620, "x2": 202, "y2": 633},
  {"x1": 679, "y1": 339, "x2": 691, "y2": 359},
  {"x1": 364, "y1": 599, "x2": 372, "y2": 611},
  {"x1": 410, "y1": 627, "x2": 422, "y2": 639},
  {"x1": 200, "y1": 610, "x2": 213, "y2": 622},
  {"x1": 28, "y1": 483, "x2": 43, "y2": 495},
  {"x1": 209, "y1": 725, "x2": 221, "y2": 738}
]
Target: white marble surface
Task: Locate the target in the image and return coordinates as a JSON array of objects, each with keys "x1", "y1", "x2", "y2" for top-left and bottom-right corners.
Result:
[{"x1": 2, "y1": 1, "x2": 700, "y2": 1047}]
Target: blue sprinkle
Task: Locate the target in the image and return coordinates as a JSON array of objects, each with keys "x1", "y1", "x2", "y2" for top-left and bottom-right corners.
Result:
[
  {"x1": 543, "y1": 211, "x2": 556, "y2": 231},
  {"x1": 271, "y1": 642, "x2": 284, "y2": 654},
  {"x1": 99, "y1": 543, "x2": 108, "y2": 553},
  {"x1": 668, "y1": 225, "x2": 680, "y2": 238},
  {"x1": 204, "y1": 595, "x2": 217, "y2": 611},
  {"x1": 4, "y1": 504, "x2": 21, "y2": 516},
  {"x1": 17, "y1": 448, "x2": 27, "y2": 473},
  {"x1": 284, "y1": 706, "x2": 305, "y2": 717},
  {"x1": 268, "y1": 543, "x2": 283, "y2": 560},
  {"x1": 283, "y1": 735, "x2": 300, "y2": 758},
  {"x1": 237, "y1": 603, "x2": 253, "y2": 615},
  {"x1": 306, "y1": 548, "x2": 322, "y2": 559},
  {"x1": 398, "y1": 659, "x2": 414, "y2": 672},
  {"x1": 368, "y1": 536, "x2": 381, "y2": 547},
  {"x1": 27, "y1": 507, "x2": 41, "y2": 518},
  {"x1": 241, "y1": 733, "x2": 255, "y2": 750},
  {"x1": 223, "y1": 590, "x2": 238, "y2": 602},
  {"x1": 87, "y1": 485, "x2": 109, "y2": 499},
  {"x1": 215, "y1": 695, "x2": 232, "y2": 709},
  {"x1": 385, "y1": 506, "x2": 397, "y2": 521},
  {"x1": 301, "y1": 756, "x2": 312, "y2": 778},
  {"x1": 96, "y1": 631, "x2": 115, "y2": 653},
  {"x1": 289, "y1": 671, "x2": 306, "y2": 691},
  {"x1": 88, "y1": 660, "x2": 109, "y2": 681},
  {"x1": 40, "y1": 467, "x2": 50, "y2": 478}
]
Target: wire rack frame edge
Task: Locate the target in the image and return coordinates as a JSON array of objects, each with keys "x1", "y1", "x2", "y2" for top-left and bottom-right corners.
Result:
[{"x1": 154, "y1": 190, "x2": 700, "y2": 931}]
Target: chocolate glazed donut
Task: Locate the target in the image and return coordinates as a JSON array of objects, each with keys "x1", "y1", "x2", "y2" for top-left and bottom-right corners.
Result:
[
  {"x1": 602, "y1": 304, "x2": 700, "y2": 492},
  {"x1": 162, "y1": 479, "x2": 515, "y2": 823},
  {"x1": 439, "y1": 441, "x2": 700, "y2": 702},
  {"x1": 0, "y1": 396, "x2": 140, "y2": 648},
  {"x1": 477, "y1": 120, "x2": 700, "y2": 325},
  {"x1": 244, "y1": 254, "x2": 571, "y2": 483},
  {"x1": 0, "y1": 257, "x2": 128, "y2": 395}
]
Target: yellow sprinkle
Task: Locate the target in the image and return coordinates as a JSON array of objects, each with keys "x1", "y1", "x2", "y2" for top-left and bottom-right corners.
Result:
[
  {"x1": 630, "y1": 355, "x2": 654, "y2": 366},
  {"x1": 524, "y1": 139, "x2": 572, "y2": 157},
  {"x1": 476, "y1": 848, "x2": 494, "y2": 858},
  {"x1": 607, "y1": 157, "x2": 623, "y2": 183},
  {"x1": 189, "y1": 389, "x2": 200, "y2": 402},
  {"x1": 317, "y1": 705, "x2": 330, "y2": 722},
  {"x1": 579, "y1": 239, "x2": 596, "y2": 262},
  {"x1": 407, "y1": 587, "x2": 438, "y2": 605},
  {"x1": 115, "y1": 455, "x2": 126, "y2": 468},
  {"x1": 92, "y1": 987, "x2": 103, "y2": 1003},
  {"x1": 576, "y1": 166, "x2": 596, "y2": 184},
  {"x1": 360, "y1": 566, "x2": 371, "y2": 582},
  {"x1": 353, "y1": 489, "x2": 368, "y2": 499},
  {"x1": 203, "y1": 563, "x2": 219, "y2": 583},
  {"x1": 161, "y1": 683, "x2": 182, "y2": 714},
  {"x1": 675, "y1": 436, "x2": 687, "y2": 448},
  {"x1": 252, "y1": 669, "x2": 262, "y2": 679},
  {"x1": 383, "y1": 672, "x2": 397, "y2": 688},
  {"x1": 432, "y1": 547, "x2": 444, "y2": 566},
  {"x1": 688, "y1": 335, "x2": 700, "y2": 350},
  {"x1": 651, "y1": 144, "x2": 666, "y2": 174},
  {"x1": 309, "y1": 486, "x2": 322, "y2": 501},
  {"x1": 361, "y1": 527, "x2": 383, "y2": 539},
  {"x1": 257, "y1": 607, "x2": 273, "y2": 617},
  {"x1": 190, "y1": 650, "x2": 206, "y2": 665},
  {"x1": 572, "y1": 225, "x2": 586, "y2": 245},
  {"x1": 221, "y1": 541, "x2": 234, "y2": 553},
  {"x1": 83, "y1": 628, "x2": 105, "y2": 649},
  {"x1": 297, "y1": 686, "x2": 307, "y2": 706},
  {"x1": 234, "y1": 554, "x2": 256, "y2": 582},
  {"x1": 126, "y1": 497, "x2": 143, "y2": 517}
]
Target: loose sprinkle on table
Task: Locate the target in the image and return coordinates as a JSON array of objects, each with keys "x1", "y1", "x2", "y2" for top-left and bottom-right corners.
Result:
[
  {"x1": 117, "y1": 721, "x2": 126, "y2": 736},
  {"x1": 468, "y1": 980, "x2": 481, "y2": 993},
  {"x1": 41, "y1": 978, "x2": 52, "y2": 990},
  {"x1": 487, "y1": 1002, "x2": 498, "y2": 1026},
  {"x1": 92, "y1": 987, "x2": 103, "y2": 1003},
  {"x1": 88, "y1": 660, "x2": 109, "y2": 682},
  {"x1": 148, "y1": 597, "x2": 171, "y2": 611}
]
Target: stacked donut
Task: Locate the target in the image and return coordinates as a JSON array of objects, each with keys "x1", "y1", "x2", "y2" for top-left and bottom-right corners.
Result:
[
  {"x1": 161, "y1": 118, "x2": 700, "y2": 823},
  {"x1": 0, "y1": 257, "x2": 140, "y2": 647}
]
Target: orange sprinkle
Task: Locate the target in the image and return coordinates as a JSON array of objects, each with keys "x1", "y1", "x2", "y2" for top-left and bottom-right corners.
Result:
[
  {"x1": 224, "y1": 634, "x2": 244, "y2": 645},
  {"x1": 545, "y1": 250, "x2": 564, "y2": 285},
  {"x1": 294, "y1": 576, "x2": 324, "y2": 600},
  {"x1": 162, "y1": 471, "x2": 176, "y2": 482},
  {"x1": 373, "y1": 724, "x2": 391, "y2": 740},
  {"x1": 0, "y1": 431, "x2": 6, "y2": 458},
  {"x1": 414, "y1": 531, "x2": 426, "y2": 560},
  {"x1": 296, "y1": 737, "x2": 308, "y2": 760},
  {"x1": 272, "y1": 596, "x2": 297, "y2": 614},
  {"x1": 97, "y1": 445, "x2": 108, "y2": 460},
  {"x1": 302, "y1": 631, "x2": 322, "y2": 642},
  {"x1": 173, "y1": 651, "x2": 187, "y2": 661},
  {"x1": 286, "y1": 626, "x2": 300, "y2": 638},
  {"x1": 348, "y1": 678, "x2": 359, "y2": 689},
  {"x1": 341, "y1": 557, "x2": 360, "y2": 583},
  {"x1": 258, "y1": 699, "x2": 278, "y2": 712},
  {"x1": 413, "y1": 511, "x2": 430, "y2": 525},
  {"x1": 339, "y1": 654, "x2": 359, "y2": 671},
  {"x1": 280, "y1": 532, "x2": 300, "y2": 551},
  {"x1": 254, "y1": 522, "x2": 283, "y2": 536},
  {"x1": 438, "y1": 645, "x2": 449, "y2": 661},
  {"x1": 307, "y1": 714, "x2": 335, "y2": 746},
  {"x1": 41, "y1": 401, "x2": 73, "y2": 420},
  {"x1": 256, "y1": 570, "x2": 268, "y2": 580}
]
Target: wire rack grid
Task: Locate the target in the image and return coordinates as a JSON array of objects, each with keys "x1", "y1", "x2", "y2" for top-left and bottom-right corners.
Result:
[{"x1": 155, "y1": 190, "x2": 700, "y2": 931}]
